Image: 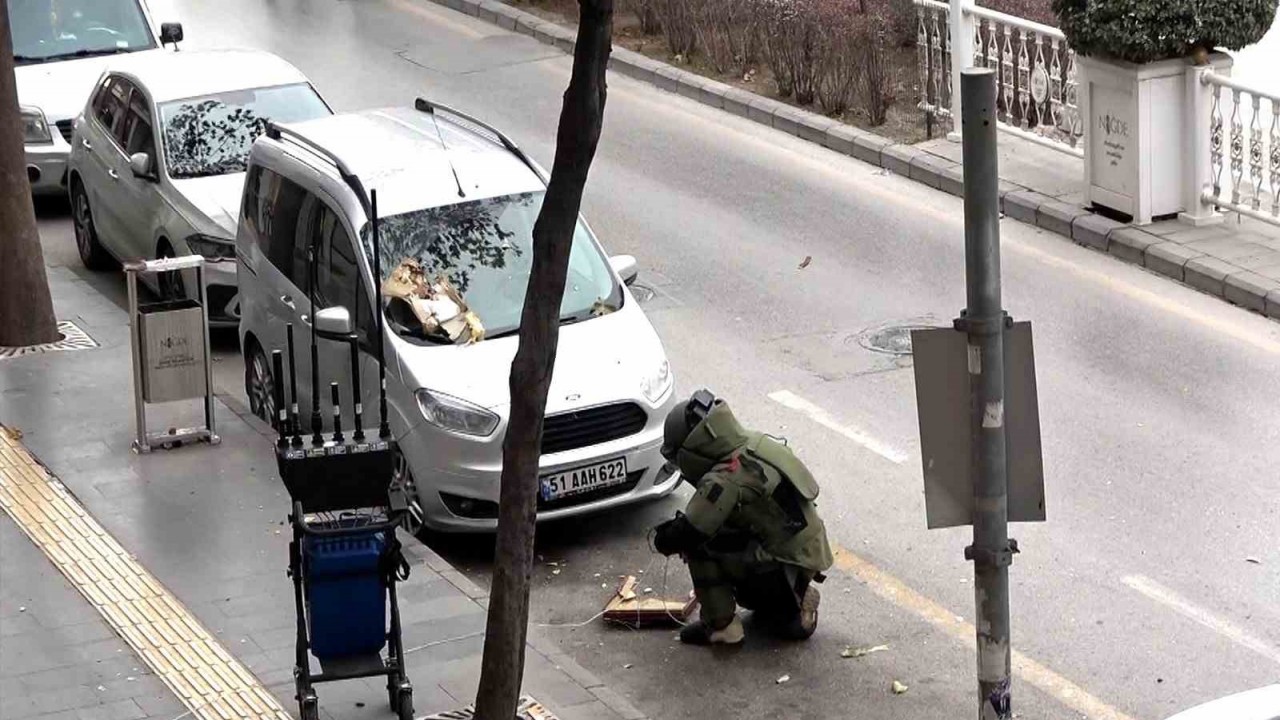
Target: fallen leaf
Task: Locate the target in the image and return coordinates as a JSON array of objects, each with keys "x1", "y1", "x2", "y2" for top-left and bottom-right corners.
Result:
[
  {"x1": 1245, "y1": 557, "x2": 1261, "y2": 564},
  {"x1": 552, "y1": 569, "x2": 561, "y2": 576},
  {"x1": 841, "y1": 644, "x2": 889, "y2": 659},
  {"x1": 892, "y1": 680, "x2": 909, "y2": 695},
  {"x1": 776, "y1": 675, "x2": 790, "y2": 684},
  {"x1": 798, "y1": 256, "x2": 812, "y2": 269}
]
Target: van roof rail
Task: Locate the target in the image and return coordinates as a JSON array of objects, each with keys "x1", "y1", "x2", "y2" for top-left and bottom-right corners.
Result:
[
  {"x1": 264, "y1": 122, "x2": 373, "y2": 218},
  {"x1": 413, "y1": 98, "x2": 544, "y2": 181}
]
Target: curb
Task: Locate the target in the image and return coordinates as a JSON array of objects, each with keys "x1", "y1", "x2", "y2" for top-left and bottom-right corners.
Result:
[{"x1": 430, "y1": 0, "x2": 1280, "y2": 322}]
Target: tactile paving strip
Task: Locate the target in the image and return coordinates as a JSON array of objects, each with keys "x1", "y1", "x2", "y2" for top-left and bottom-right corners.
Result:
[{"x1": 0, "y1": 427, "x2": 291, "y2": 720}]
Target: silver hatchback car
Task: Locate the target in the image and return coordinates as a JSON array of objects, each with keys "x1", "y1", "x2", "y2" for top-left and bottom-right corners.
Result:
[
  {"x1": 66, "y1": 49, "x2": 331, "y2": 324},
  {"x1": 236, "y1": 102, "x2": 681, "y2": 532}
]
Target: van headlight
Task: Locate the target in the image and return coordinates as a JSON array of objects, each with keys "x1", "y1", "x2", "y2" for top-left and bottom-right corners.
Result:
[
  {"x1": 185, "y1": 234, "x2": 236, "y2": 260},
  {"x1": 21, "y1": 107, "x2": 52, "y2": 145},
  {"x1": 640, "y1": 359, "x2": 672, "y2": 404},
  {"x1": 416, "y1": 389, "x2": 499, "y2": 436}
]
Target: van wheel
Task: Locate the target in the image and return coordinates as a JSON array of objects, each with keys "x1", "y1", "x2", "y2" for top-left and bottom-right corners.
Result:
[
  {"x1": 245, "y1": 343, "x2": 278, "y2": 428},
  {"x1": 393, "y1": 449, "x2": 425, "y2": 533},
  {"x1": 71, "y1": 180, "x2": 116, "y2": 270}
]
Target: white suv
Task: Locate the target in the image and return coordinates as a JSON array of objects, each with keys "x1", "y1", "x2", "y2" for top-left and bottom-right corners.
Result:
[
  {"x1": 12, "y1": 0, "x2": 181, "y2": 195},
  {"x1": 236, "y1": 101, "x2": 680, "y2": 532}
]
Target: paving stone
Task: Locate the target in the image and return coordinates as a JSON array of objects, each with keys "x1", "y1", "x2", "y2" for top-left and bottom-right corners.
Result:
[
  {"x1": 1144, "y1": 242, "x2": 1205, "y2": 282},
  {"x1": 74, "y1": 698, "x2": 145, "y2": 720},
  {"x1": 908, "y1": 153, "x2": 957, "y2": 190},
  {"x1": 939, "y1": 164, "x2": 966, "y2": 197},
  {"x1": 823, "y1": 125, "x2": 857, "y2": 156},
  {"x1": 1037, "y1": 201, "x2": 1088, "y2": 238},
  {"x1": 1003, "y1": 190, "x2": 1052, "y2": 224},
  {"x1": 675, "y1": 73, "x2": 705, "y2": 102},
  {"x1": 699, "y1": 80, "x2": 731, "y2": 110},
  {"x1": 1072, "y1": 213, "x2": 1124, "y2": 252},
  {"x1": 1164, "y1": 224, "x2": 1234, "y2": 244},
  {"x1": 719, "y1": 88, "x2": 755, "y2": 119},
  {"x1": 1251, "y1": 262, "x2": 1280, "y2": 282},
  {"x1": 746, "y1": 95, "x2": 782, "y2": 126},
  {"x1": 1234, "y1": 251, "x2": 1280, "y2": 270},
  {"x1": 882, "y1": 144, "x2": 920, "y2": 178},
  {"x1": 554, "y1": 700, "x2": 626, "y2": 720},
  {"x1": 1184, "y1": 237, "x2": 1275, "y2": 262},
  {"x1": 589, "y1": 686, "x2": 647, "y2": 720},
  {"x1": 1184, "y1": 256, "x2": 1238, "y2": 296},
  {"x1": 771, "y1": 106, "x2": 807, "y2": 137},
  {"x1": 1223, "y1": 271, "x2": 1277, "y2": 312}
]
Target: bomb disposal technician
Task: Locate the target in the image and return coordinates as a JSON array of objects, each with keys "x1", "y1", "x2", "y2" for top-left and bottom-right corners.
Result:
[{"x1": 653, "y1": 390, "x2": 834, "y2": 646}]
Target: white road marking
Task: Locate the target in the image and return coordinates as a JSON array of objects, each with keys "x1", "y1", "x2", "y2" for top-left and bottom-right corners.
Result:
[
  {"x1": 1122, "y1": 574, "x2": 1280, "y2": 667},
  {"x1": 767, "y1": 390, "x2": 909, "y2": 464}
]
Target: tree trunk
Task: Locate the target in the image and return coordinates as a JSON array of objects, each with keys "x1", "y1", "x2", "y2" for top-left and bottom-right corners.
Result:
[
  {"x1": 473, "y1": 1, "x2": 613, "y2": 718},
  {"x1": 0, "y1": 0, "x2": 59, "y2": 348}
]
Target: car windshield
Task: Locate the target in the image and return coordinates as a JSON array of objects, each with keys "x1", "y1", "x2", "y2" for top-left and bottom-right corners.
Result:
[
  {"x1": 363, "y1": 192, "x2": 623, "y2": 341},
  {"x1": 160, "y1": 84, "x2": 329, "y2": 180},
  {"x1": 9, "y1": 0, "x2": 156, "y2": 65}
]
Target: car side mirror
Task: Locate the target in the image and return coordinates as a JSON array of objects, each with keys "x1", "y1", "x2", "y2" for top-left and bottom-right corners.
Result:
[
  {"x1": 315, "y1": 306, "x2": 353, "y2": 340},
  {"x1": 129, "y1": 152, "x2": 156, "y2": 181},
  {"x1": 160, "y1": 22, "x2": 184, "y2": 47},
  {"x1": 609, "y1": 255, "x2": 639, "y2": 286}
]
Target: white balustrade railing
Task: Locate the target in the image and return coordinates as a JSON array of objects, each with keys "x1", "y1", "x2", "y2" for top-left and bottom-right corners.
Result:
[
  {"x1": 1200, "y1": 71, "x2": 1280, "y2": 226},
  {"x1": 914, "y1": 0, "x2": 1082, "y2": 156}
]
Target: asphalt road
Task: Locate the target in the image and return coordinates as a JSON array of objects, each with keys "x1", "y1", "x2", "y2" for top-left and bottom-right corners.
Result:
[{"x1": 31, "y1": 1, "x2": 1280, "y2": 718}]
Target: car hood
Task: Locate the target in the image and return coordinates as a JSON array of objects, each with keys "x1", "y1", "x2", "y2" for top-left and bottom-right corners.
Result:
[
  {"x1": 16, "y1": 50, "x2": 162, "y2": 122},
  {"x1": 394, "y1": 302, "x2": 666, "y2": 414},
  {"x1": 171, "y1": 173, "x2": 244, "y2": 238}
]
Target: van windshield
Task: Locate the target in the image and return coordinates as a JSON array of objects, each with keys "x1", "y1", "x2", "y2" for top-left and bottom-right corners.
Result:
[
  {"x1": 161, "y1": 84, "x2": 330, "y2": 179},
  {"x1": 10, "y1": 0, "x2": 156, "y2": 65},
  {"x1": 362, "y1": 192, "x2": 623, "y2": 341}
]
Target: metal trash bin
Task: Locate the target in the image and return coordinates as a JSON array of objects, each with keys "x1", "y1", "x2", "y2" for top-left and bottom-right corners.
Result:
[{"x1": 125, "y1": 256, "x2": 219, "y2": 453}]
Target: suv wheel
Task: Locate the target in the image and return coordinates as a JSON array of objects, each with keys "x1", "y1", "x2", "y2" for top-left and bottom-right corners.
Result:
[
  {"x1": 71, "y1": 180, "x2": 116, "y2": 270},
  {"x1": 393, "y1": 449, "x2": 425, "y2": 533}
]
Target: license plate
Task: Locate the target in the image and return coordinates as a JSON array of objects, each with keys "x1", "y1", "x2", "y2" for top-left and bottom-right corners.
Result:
[{"x1": 540, "y1": 458, "x2": 628, "y2": 501}]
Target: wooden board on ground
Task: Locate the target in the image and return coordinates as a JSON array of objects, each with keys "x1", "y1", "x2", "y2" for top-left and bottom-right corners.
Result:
[{"x1": 602, "y1": 575, "x2": 696, "y2": 628}]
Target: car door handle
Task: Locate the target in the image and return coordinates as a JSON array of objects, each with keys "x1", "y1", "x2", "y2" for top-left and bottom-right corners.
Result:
[
  {"x1": 300, "y1": 314, "x2": 311, "y2": 327},
  {"x1": 81, "y1": 138, "x2": 92, "y2": 151},
  {"x1": 280, "y1": 295, "x2": 295, "y2": 309},
  {"x1": 107, "y1": 169, "x2": 119, "y2": 181}
]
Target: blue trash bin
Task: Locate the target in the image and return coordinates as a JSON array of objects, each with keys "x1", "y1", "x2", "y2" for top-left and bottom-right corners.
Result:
[{"x1": 303, "y1": 531, "x2": 388, "y2": 659}]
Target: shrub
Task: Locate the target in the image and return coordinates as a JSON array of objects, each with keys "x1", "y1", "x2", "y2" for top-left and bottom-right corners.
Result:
[
  {"x1": 814, "y1": 0, "x2": 863, "y2": 113},
  {"x1": 655, "y1": 0, "x2": 697, "y2": 57},
  {"x1": 757, "y1": 0, "x2": 821, "y2": 103},
  {"x1": 978, "y1": 0, "x2": 1056, "y2": 25},
  {"x1": 1053, "y1": 0, "x2": 1279, "y2": 63},
  {"x1": 855, "y1": 18, "x2": 892, "y2": 125},
  {"x1": 622, "y1": 0, "x2": 663, "y2": 35},
  {"x1": 690, "y1": 0, "x2": 756, "y2": 74}
]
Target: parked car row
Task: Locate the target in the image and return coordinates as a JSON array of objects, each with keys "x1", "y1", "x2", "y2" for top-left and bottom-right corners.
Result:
[{"x1": 13, "y1": 0, "x2": 680, "y2": 532}]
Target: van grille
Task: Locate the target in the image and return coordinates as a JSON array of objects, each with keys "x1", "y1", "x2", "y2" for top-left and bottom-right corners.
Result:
[{"x1": 541, "y1": 403, "x2": 648, "y2": 455}]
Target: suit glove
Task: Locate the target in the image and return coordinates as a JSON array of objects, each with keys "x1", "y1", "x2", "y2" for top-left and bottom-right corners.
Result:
[{"x1": 653, "y1": 513, "x2": 705, "y2": 556}]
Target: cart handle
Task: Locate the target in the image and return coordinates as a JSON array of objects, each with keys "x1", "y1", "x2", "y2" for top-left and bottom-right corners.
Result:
[{"x1": 289, "y1": 502, "x2": 406, "y2": 538}]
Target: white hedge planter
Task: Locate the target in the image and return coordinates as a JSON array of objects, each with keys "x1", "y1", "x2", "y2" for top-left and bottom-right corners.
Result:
[{"x1": 1079, "y1": 52, "x2": 1233, "y2": 225}]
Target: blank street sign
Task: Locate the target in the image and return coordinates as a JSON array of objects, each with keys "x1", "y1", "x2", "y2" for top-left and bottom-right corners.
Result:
[{"x1": 911, "y1": 322, "x2": 1046, "y2": 529}]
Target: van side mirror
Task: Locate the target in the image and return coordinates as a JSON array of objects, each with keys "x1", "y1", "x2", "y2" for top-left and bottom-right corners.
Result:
[
  {"x1": 160, "y1": 22, "x2": 184, "y2": 47},
  {"x1": 129, "y1": 152, "x2": 156, "y2": 181},
  {"x1": 609, "y1": 255, "x2": 639, "y2": 286},
  {"x1": 315, "y1": 306, "x2": 353, "y2": 340}
]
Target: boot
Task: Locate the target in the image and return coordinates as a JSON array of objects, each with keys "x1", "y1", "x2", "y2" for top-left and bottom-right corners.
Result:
[
  {"x1": 679, "y1": 615, "x2": 745, "y2": 646},
  {"x1": 780, "y1": 585, "x2": 820, "y2": 641}
]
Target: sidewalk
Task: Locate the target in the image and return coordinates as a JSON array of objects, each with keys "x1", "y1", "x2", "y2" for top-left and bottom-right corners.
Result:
[
  {"x1": 439, "y1": 0, "x2": 1280, "y2": 321},
  {"x1": 0, "y1": 265, "x2": 645, "y2": 720}
]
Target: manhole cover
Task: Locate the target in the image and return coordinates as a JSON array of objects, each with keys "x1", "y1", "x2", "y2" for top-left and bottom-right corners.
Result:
[{"x1": 855, "y1": 324, "x2": 935, "y2": 356}]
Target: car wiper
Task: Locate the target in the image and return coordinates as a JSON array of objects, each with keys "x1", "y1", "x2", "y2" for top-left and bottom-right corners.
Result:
[
  {"x1": 14, "y1": 54, "x2": 49, "y2": 65},
  {"x1": 46, "y1": 47, "x2": 134, "y2": 61}
]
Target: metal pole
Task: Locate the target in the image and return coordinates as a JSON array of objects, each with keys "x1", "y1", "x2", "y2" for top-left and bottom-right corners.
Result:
[
  {"x1": 126, "y1": 269, "x2": 148, "y2": 453},
  {"x1": 960, "y1": 68, "x2": 1012, "y2": 720}
]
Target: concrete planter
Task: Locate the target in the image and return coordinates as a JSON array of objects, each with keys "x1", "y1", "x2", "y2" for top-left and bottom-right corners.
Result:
[{"x1": 1079, "y1": 52, "x2": 1233, "y2": 225}]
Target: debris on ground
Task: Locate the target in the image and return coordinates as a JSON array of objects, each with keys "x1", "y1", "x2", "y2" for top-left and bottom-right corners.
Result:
[
  {"x1": 776, "y1": 675, "x2": 790, "y2": 685},
  {"x1": 382, "y1": 258, "x2": 484, "y2": 344},
  {"x1": 891, "y1": 680, "x2": 909, "y2": 695},
  {"x1": 798, "y1": 256, "x2": 812, "y2": 270},
  {"x1": 840, "y1": 644, "x2": 889, "y2": 659},
  {"x1": 0, "y1": 425, "x2": 23, "y2": 441},
  {"x1": 602, "y1": 575, "x2": 696, "y2": 628},
  {"x1": 1245, "y1": 557, "x2": 1261, "y2": 564}
]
